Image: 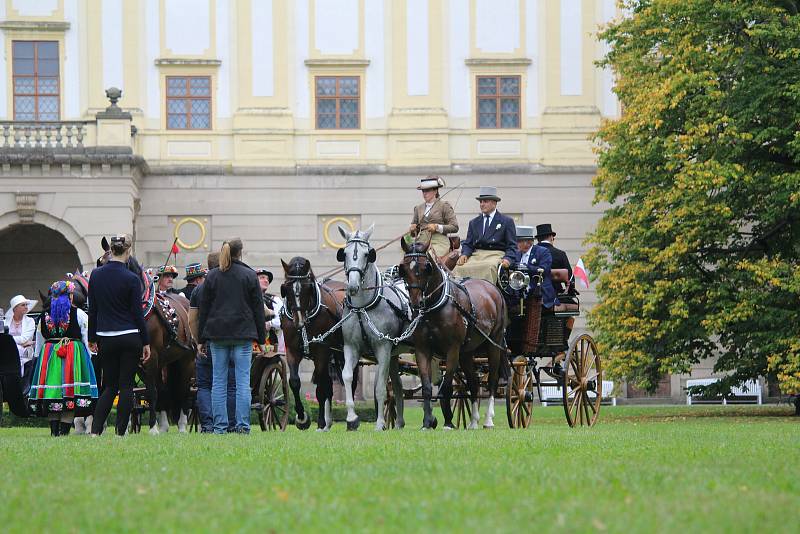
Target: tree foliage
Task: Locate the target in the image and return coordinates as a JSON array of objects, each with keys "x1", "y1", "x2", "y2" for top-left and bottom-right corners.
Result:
[{"x1": 589, "y1": 0, "x2": 800, "y2": 395}]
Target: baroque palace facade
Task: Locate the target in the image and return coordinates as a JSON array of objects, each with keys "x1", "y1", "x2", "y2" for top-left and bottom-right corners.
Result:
[{"x1": 1, "y1": 0, "x2": 724, "y2": 401}]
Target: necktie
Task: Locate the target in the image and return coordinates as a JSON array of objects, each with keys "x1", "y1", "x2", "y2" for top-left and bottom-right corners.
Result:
[{"x1": 482, "y1": 214, "x2": 490, "y2": 236}]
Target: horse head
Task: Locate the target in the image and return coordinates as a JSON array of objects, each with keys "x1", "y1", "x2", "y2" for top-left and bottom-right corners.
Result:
[
  {"x1": 281, "y1": 257, "x2": 315, "y2": 328},
  {"x1": 399, "y1": 233, "x2": 437, "y2": 310},
  {"x1": 337, "y1": 223, "x2": 376, "y2": 297},
  {"x1": 97, "y1": 236, "x2": 112, "y2": 267}
]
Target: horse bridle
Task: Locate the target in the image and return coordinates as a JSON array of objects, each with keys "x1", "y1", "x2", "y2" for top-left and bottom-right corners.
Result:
[
  {"x1": 339, "y1": 237, "x2": 376, "y2": 282},
  {"x1": 402, "y1": 252, "x2": 448, "y2": 312},
  {"x1": 281, "y1": 271, "x2": 323, "y2": 322}
]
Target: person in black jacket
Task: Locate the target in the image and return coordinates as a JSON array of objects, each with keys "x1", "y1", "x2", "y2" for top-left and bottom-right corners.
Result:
[
  {"x1": 535, "y1": 224, "x2": 576, "y2": 298},
  {"x1": 88, "y1": 234, "x2": 150, "y2": 436},
  {"x1": 198, "y1": 238, "x2": 266, "y2": 434}
]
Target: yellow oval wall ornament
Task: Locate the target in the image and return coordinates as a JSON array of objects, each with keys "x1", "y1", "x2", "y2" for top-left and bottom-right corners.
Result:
[
  {"x1": 323, "y1": 216, "x2": 356, "y2": 249},
  {"x1": 174, "y1": 217, "x2": 207, "y2": 250}
]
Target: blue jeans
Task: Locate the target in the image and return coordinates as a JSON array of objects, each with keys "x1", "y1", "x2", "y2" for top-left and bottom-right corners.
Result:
[
  {"x1": 195, "y1": 352, "x2": 236, "y2": 433},
  {"x1": 209, "y1": 342, "x2": 251, "y2": 434}
]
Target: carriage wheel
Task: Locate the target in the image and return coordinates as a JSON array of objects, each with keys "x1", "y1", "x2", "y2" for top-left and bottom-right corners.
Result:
[
  {"x1": 562, "y1": 334, "x2": 602, "y2": 427},
  {"x1": 257, "y1": 360, "x2": 289, "y2": 431},
  {"x1": 383, "y1": 375, "x2": 397, "y2": 429},
  {"x1": 506, "y1": 356, "x2": 534, "y2": 428},
  {"x1": 450, "y1": 370, "x2": 477, "y2": 429}
]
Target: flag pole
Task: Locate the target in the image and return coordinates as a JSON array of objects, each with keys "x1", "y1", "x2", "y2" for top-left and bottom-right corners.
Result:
[{"x1": 160, "y1": 237, "x2": 179, "y2": 274}]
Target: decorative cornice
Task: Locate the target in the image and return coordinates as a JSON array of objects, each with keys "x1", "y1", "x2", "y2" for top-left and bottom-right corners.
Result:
[
  {"x1": 304, "y1": 58, "x2": 371, "y2": 68},
  {"x1": 154, "y1": 58, "x2": 222, "y2": 67},
  {"x1": 0, "y1": 20, "x2": 70, "y2": 32},
  {"x1": 465, "y1": 57, "x2": 532, "y2": 67}
]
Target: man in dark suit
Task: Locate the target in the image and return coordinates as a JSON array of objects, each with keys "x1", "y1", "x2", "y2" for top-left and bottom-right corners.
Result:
[
  {"x1": 535, "y1": 223, "x2": 576, "y2": 300},
  {"x1": 454, "y1": 186, "x2": 517, "y2": 283},
  {"x1": 514, "y1": 226, "x2": 557, "y2": 309}
]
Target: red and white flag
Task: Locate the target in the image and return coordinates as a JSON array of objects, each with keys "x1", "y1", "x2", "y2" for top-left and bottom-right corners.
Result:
[{"x1": 574, "y1": 257, "x2": 590, "y2": 289}]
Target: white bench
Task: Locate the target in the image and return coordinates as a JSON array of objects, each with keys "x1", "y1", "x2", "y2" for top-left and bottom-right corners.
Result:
[
  {"x1": 540, "y1": 381, "x2": 616, "y2": 406},
  {"x1": 686, "y1": 378, "x2": 762, "y2": 405}
]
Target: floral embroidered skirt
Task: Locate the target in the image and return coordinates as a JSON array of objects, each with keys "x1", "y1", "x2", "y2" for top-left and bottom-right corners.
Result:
[{"x1": 28, "y1": 339, "x2": 99, "y2": 417}]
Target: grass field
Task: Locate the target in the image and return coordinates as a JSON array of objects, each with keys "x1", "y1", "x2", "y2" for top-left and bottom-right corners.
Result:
[{"x1": 1, "y1": 404, "x2": 798, "y2": 533}]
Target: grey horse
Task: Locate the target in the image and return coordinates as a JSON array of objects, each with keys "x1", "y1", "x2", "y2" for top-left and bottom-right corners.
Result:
[{"x1": 337, "y1": 224, "x2": 409, "y2": 431}]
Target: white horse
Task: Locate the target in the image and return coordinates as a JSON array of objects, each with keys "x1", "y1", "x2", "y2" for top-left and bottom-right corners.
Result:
[{"x1": 337, "y1": 225, "x2": 408, "y2": 431}]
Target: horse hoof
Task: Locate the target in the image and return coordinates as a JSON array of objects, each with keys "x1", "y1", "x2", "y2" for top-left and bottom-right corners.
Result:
[
  {"x1": 374, "y1": 423, "x2": 385, "y2": 432},
  {"x1": 296, "y1": 413, "x2": 311, "y2": 431},
  {"x1": 468, "y1": 422, "x2": 479, "y2": 430},
  {"x1": 443, "y1": 424, "x2": 455, "y2": 431},
  {"x1": 148, "y1": 426, "x2": 160, "y2": 436},
  {"x1": 396, "y1": 420, "x2": 405, "y2": 430},
  {"x1": 483, "y1": 422, "x2": 495, "y2": 429},
  {"x1": 346, "y1": 418, "x2": 360, "y2": 431},
  {"x1": 315, "y1": 427, "x2": 329, "y2": 433}
]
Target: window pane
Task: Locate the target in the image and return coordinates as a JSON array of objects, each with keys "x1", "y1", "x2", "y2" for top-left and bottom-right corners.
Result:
[
  {"x1": 316, "y1": 77, "x2": 337, "y2": 96},
  {"x1": 190, "y1": 77, "x2": 210, "y2": 96},
  {"x1": 13, "y1": 59, "x2": 35, "y2": 76},
  {"x1": 13, "y1": 41, "x2": 35, "y2": 59},
  {"x1": 478, "y1": 114, "x2": 497, "y2": 128},
  {"x1": 500, "y1": 113, "x2": 519, "y2": 128},
  {"x1": 500, "y1": 77, "x2": 520, "y2": 95},
  {"x1": 191, "y1": 99, "x2": 210, "y2": 115},
  {"x1": 167, "y1": 114, "x2": 187, "y2": 129},
  {"x1": 14, "y1": 77, "x2": 35, "y2": 95},
  {"x1": 190, "y1": 114, "x2": 210, "y2": 129},
  {"x1": 37, "y1": 42, "x2": 59, "y2": 59},
  {"x1": 339, "y1": 78, "x2": 358, "y2": 96},
  {"x1": 317, "y1": 114, "x2": 336, "y2": 128},
  {"x1": 340, "y1": 99, "x2": 358, "y2": 114},
  {"x1": 38, "y1": 96, "x2": 59, "y2": 119},
  {"x1": 167, "y1": 78, "x2": 187, "y2": 96},
  {"x1": 38, "y1": 78, "x2": 59, "y2": 95},
  {"x1": 340, "y1": 114, "x2": 358, "y2": 128},
  {"x1": 38, "y1": 59, "x2": 59, "y2": 76},
  {"x1": 167, "y1": 98, "x2": 187, "y2": 114},
  {"x1": 317, "y1": 99, "x2": 336, "y2": 115},
  {"x1": 478, "y1": 98, "x2": 497, "y2": 114},
  {"x1": 500, "y1": 98, "x2": 519, "y2": 113},
  {"x1": 14, "y1": 96, "x2": 36, "y2": 118},
  {"x1": 478, "y1": 77, "x2": 497, "y2": 95}
]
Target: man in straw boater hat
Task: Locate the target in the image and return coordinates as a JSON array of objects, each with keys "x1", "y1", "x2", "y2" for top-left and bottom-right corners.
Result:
[
  {"x1": 180, "y1": 262, "x2": 207, "y2": 300},
  {"x1": 453, "y1": 186, "x2": 517, "y2": 284},
  {"x1": 408, "y1": 175, "x2": 459, "y2": 258}
]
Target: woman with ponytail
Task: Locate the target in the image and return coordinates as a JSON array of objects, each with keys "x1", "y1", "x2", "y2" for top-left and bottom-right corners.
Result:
[
  {"x1": 29, "y1": 281, "x2": 98, "y2": 436},
  {"x1": 198, "y1": 238, "x2": 266, "y2": 434},
  {"x1": 87, "y1": 234, "x2": 150, "y2": 436}
]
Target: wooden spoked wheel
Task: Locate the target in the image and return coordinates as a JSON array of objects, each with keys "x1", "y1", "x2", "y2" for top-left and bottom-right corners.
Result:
[
  {"x1": 383, "y1": 375, "x2": 396, "y2": 429},
  {"x1": 562, "y1": 334, "x2": 602, "y2": 427},
  {"x1": 506, "y1": 356, "x2": 534, "y2": 428},
  {"x1": 257, "y1": 360, "x2": 289, "y2": 431},
  {"x1": 450, "y1": 370, "x2": 477, "y2": 429}
]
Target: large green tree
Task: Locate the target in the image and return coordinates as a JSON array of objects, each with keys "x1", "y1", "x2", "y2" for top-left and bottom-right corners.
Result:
[{"x1": 589, "y1": 0, "x2": 800, "y2": 402}]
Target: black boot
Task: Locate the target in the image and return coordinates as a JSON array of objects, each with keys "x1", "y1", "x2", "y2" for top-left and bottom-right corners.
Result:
[
  {"x1": 50, "y1": 420, "x2": 60, "y2": 437},
  {"x1": 59, "y1": 422, "x2": 72, "y2": 436}
]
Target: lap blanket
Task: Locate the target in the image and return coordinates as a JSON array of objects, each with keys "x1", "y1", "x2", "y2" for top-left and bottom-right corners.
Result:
[{"x1": 452, "y1": 249, "x2": 504, "y2": 284}]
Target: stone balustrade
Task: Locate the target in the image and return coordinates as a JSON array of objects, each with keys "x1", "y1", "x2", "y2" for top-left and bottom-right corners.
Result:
[{"x1": 0, "y1": 121, "x2": 93, "y2": 150}]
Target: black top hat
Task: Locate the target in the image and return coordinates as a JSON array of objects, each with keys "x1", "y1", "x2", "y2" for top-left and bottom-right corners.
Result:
[
  {"x1": 535, "y1": 223, "x2": 556, "y2": 239},
  {"x1": 256, "y1": 269, "x2": 274, "y2": 284}
]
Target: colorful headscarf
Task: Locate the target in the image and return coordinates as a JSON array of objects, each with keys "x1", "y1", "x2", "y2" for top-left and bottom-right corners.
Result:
[{"x1": 47, "y1": 281, "x2": 74, "y2": 335}]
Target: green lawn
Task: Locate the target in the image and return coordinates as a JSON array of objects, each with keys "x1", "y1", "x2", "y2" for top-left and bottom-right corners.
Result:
[{"x1": 1, "y1": 405, "x2": 798, "y2": 533}]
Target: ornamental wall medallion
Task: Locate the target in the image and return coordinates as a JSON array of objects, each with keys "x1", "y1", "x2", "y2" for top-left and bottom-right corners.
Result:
[
  {"x1": 319, "y1": 215, "x2": 361, "y2": 250},
  {"x1": 171, "y1": 216, "x2": 209, "y2": 251}
]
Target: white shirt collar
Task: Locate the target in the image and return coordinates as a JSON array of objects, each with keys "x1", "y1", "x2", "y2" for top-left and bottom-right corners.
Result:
[
  {"x1": 540, "y1": 239, "x2": 552, "y2": 245},
  {"x1": 483, "y1": 209, "x2": 497, "y2": 220}
]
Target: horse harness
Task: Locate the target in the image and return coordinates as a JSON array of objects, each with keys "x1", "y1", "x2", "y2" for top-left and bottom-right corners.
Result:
[
  {"x1": 404, "y1": 251, "x2": 506, "y2": 352},
  {"x1": 281, "y1": 272, "x2": 342, "y2": 359}
]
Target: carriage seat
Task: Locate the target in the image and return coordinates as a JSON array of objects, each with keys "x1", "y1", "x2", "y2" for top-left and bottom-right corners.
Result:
[{"x1": 551, "y1": 268, "x2": 569, "y2": 283}]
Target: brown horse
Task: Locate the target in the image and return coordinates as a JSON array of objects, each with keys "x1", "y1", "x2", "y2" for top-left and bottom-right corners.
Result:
[
  {"x1": 399, "y1": 238, "x2": 508, "y2": 429},
  {"x1": 280, "y1": 257, "x2": 348, "y2": 431},
  {"x1": 96, "y1": 237, "x2": 196, "y2": 434}
]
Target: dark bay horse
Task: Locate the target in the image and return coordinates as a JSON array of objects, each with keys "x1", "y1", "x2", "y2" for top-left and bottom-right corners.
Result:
[
  {"x1": 399, "y1": 239, "x2": 508, "y2": 429},
  {"x1": 280, "y1": 257, "x2": 347, "y2": 431},
  {"x1": 96, "y1": 237, "x2": 196, "y2": 434}
]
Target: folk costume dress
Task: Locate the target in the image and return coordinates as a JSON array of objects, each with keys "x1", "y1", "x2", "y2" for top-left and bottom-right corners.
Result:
[{"x1": 28, "y1": 284, "x2": 98, "y2": 417}]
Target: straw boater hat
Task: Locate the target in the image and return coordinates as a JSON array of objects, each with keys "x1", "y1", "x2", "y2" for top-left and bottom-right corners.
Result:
[
  {"x1": 7, "y1": 295, "x2": 37, "y2": 316},
  {"x1": 183, "y1": 262, "x2": 207, "y2": 281},
  {"x1": 475, "y1": 186, "x2": 501, "y2": 201},
  {"x1": 516, "y1": 226, "x2": 535, "y2": 240},
  {"x1": 417, "y1": 175, "x2": 446, "y2": 190},
  {"x1": 256, "y1": 268, "x2": 274, "y2": 284}
]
